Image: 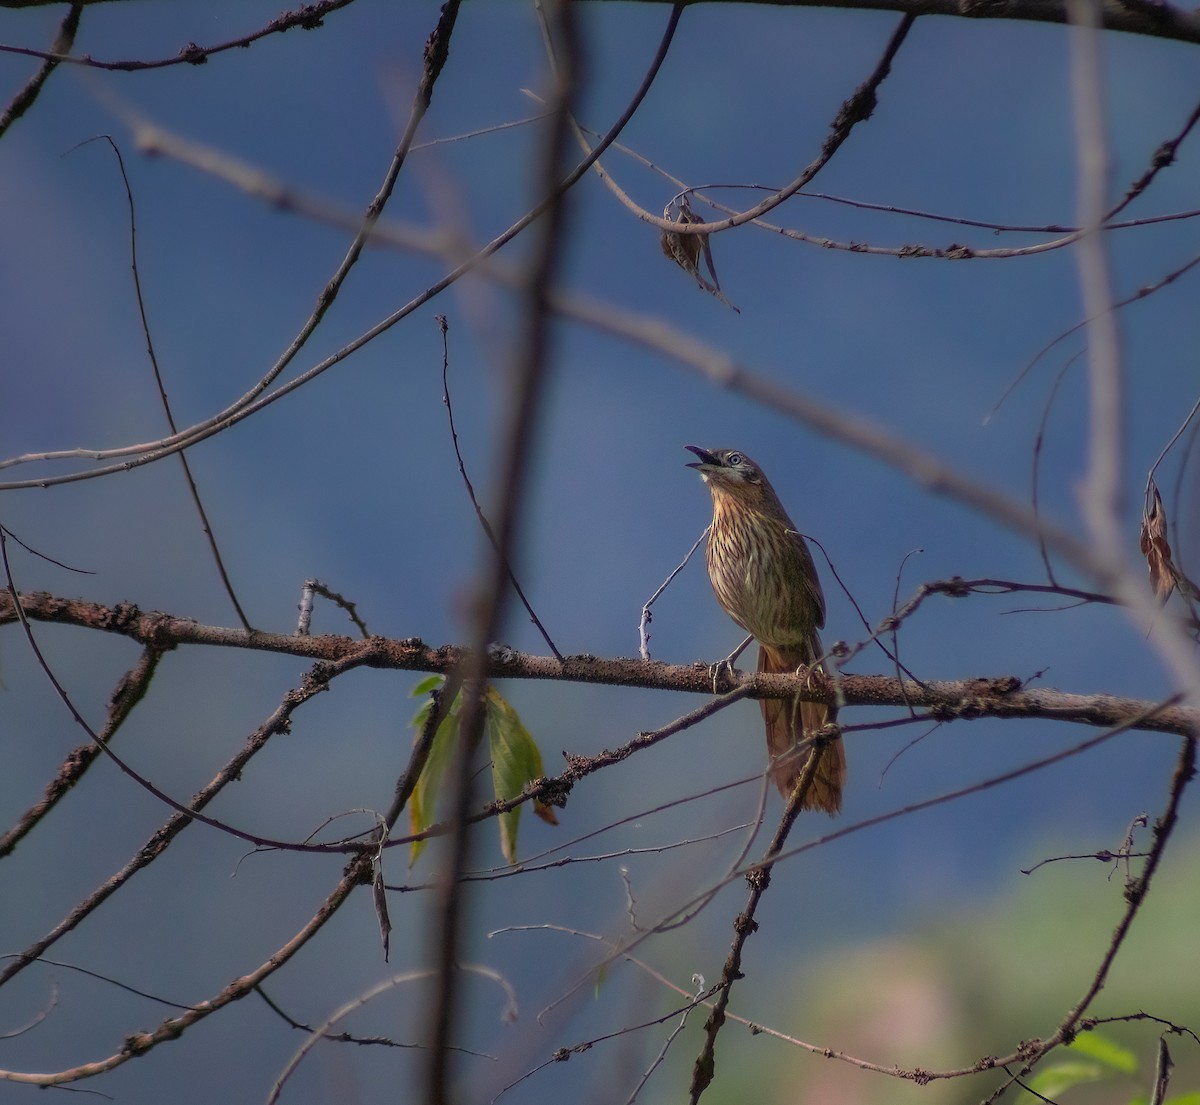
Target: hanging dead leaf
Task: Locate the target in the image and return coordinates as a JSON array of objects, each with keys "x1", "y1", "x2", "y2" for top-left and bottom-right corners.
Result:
[
  {"x1": 659, "y1": 197, "x2": 739, "y2": 313},
  {"x1": 1139, "y1": 483, "x2": 1199, "y2": 603},
  {"x1": 532, "y1": 798, "x2": 559, "y2": 826},
  {"x1": 373, "y1": 860, "x2": 392, "y2": 962}
]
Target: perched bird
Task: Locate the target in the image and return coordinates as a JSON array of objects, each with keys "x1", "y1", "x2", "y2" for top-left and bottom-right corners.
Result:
[{"x1": 685, "y1": 445, "x2": 844, "y2": 813}]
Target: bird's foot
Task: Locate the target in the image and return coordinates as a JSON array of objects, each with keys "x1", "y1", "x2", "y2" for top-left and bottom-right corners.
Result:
[
  {"x1": 709, "y1": 658, "x2": 735, "y2": 694},
  {"x1": 710, "y1": 635, "x2": 754, "y2": 693}
]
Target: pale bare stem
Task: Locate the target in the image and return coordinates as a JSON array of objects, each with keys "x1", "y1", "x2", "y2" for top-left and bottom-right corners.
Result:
[
  {"x1": 487, "y1": 937, "x2": 718, "y2": 1104},
  {"x1": 296, "y1": 580, "x2": 315, "y2": 635},
  {"x1": 1150, "y1": 1036, "x2": 1174, "y2": 1105},
  {"x1": 1068, "y1": 0, "x2": 1126, "y2": 565},
  {"x1": 620, "y1": 866, "x2": 640, "y2": 930},
  {"x1": 640, "y1": 527, "x2": 707, "y2": 660},
  {"x1": 625, "y1": 976, "x2": 708, "y2": 1105},
  {"x1": 266, "y1": 966, "x2": 516, "y2": 1105},
  {"x1": 1058, "y1": 0, "x2": 1200, "y2": 701},
  {"x1": 453, "y1": 822, "x2": 756, "y2": 885},
  {"x1": 652, "y1": 776, "x2": 768, "y2": 935},
  {"x1": 253, "y1": 985, "x2": 494, "y2": 1055},
  {"x1": 295, "y1": 578, "x2": 370, "y2": 638},
  {"x1": 0, "y1": 984, "x2": 57, "y2": 1039},
  {"x1": 427, "y1": 5, "x2": 579, "y2": 1101}
]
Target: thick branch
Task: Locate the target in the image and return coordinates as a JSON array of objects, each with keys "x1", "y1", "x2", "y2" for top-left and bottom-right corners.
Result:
[
  {"x1": 583, "y1": 0, "x2": 1200, "y2": 46},
  {"x1": 4, "y1": 591, "x2": 1196, "y2": 737}
]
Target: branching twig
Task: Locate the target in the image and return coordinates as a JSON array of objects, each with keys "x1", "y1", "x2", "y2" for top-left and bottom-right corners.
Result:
[
  {"x1": 558, "y1": 11, "x2": 916, "y2": 240},
  {"x1": 687, "y1": 739, "x2": 830, "y2": 1101},
  {"x1": 981, "y1": 731, "x2": 1197, "y2": 1102},
  {"x1": 0, "y1": 644, "x2": 161, "y2": 858},
  {"x1": 0, "y1": 0, "x2": 81, "y2": 138},
  {"x1": 640, "y1": 528, "x2": 706, "y2": 661}
]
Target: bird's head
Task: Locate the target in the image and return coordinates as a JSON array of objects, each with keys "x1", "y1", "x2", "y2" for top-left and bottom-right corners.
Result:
[{"x1": 685, "y1": 445, "x2": 766, "y2": 495}]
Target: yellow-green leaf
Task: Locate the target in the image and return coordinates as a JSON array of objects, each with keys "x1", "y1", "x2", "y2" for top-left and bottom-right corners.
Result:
[
  {"x1": 485, "y1": 688, "x2": 545, "y2": 865},
  {"x1": 408, "y1": 678, "x2": 459, "y2": 868},
  {"x1": 1065, "y1": 1032, "x2": 1138, "y2": 1075}
]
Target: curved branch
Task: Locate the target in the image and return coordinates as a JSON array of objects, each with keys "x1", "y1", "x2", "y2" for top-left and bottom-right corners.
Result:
[{"x1": 580, "y1": 0, "x2": 1200, "y2": 46}]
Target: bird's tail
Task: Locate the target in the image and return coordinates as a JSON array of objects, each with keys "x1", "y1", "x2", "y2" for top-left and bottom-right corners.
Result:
[{"x1": 759, "y1": 637, "x2": 844, "y2": 814}]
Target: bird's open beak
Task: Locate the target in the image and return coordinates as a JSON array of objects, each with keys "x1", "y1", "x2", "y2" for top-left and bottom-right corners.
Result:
[{"x1": 685, "y1": 445, "x2": 719, "y2": 470}]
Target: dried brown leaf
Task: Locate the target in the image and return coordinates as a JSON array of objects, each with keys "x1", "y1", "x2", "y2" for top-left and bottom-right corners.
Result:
[
  {"x1": 532, "y1": 798, "x2": 558, "y2": 826},
  {"x1": 659, "y1": 198, "x2": 739, "y2": 313},
  {"x1": 1139, "y1": 483, "x2": 1199, "y2": 603}
]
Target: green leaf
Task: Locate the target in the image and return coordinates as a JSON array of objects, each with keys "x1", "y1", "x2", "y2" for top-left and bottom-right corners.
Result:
[
  {"x1": 408, "y1": 679, "x2": 459, "y2": 868},
  {"x1": 410, "y1": 674, "x2": 445, "y2": 699},
  {"x1": 594, "y1": 960, "x2": 609, "y2": 998},
  {"x1": 407, "y1": 682, "x2": 552, "y2": 867},
  {"x1": 1164, "y1": 1094, "x2": 1200, "y2": 1105},
  {"x1": 485, "y1": 688, "x2": 544, "y2": 865},
  {"x1": 1023, "y1": 1061, "x2": 1106, "y2": 1101},
  {"x1": 1066, "y1": 1032, "x2": 1138, "y2": 1075}
]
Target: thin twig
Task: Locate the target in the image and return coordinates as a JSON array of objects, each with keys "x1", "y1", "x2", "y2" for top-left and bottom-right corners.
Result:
[
  {"x1": 82, "y1": 134, "x2": 252, "y2": 629},
  {"x1": 0, "y1": 0, "x2": 356, "y2": 72},
  {"x1": 438, "y1": 314, "x2": 562, "y2": 660},
  {"x1": 640, "y1": 527, "x2": 706, "y2": 660}
]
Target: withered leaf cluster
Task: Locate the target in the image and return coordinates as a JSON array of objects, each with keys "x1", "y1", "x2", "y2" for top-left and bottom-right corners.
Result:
[
  {"x1": 659, "y1": 196, "x2": 739, "y2": 313},
  {"x1": 1139, "y1": 482, "x2": 1199, "y2": 604}
]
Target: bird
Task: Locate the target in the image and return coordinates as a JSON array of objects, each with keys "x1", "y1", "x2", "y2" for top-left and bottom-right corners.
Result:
[{"x1": 685, "y1": 445, "x2": 844, "y2": 813}]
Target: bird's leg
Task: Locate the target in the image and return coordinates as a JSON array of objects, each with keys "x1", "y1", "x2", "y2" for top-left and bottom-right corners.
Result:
[{"x1": 710, "y1": 633, "x2": 754, "y2": 693}]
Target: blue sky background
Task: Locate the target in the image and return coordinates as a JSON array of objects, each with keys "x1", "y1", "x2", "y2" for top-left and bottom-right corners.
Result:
[{"x1": 1, "y1": 3, "x2": 1198, "y2": 1103}]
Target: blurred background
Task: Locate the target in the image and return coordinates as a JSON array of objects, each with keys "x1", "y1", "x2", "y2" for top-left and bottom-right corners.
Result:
[{"x1": 1, "y1": 2, "x2": 1197, "y2": 1102}]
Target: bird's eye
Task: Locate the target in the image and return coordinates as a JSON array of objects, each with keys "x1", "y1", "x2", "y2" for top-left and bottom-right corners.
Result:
[{"x1": 726, "y1": 452, "x2": 744, "y2": 466}]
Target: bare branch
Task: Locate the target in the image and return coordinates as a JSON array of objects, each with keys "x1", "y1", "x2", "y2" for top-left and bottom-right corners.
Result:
[
  {"x1": 573, "y1": 0, "x2": 1200, "y2": 46},
  {"x1": 4, "y1": 591, "x2": 1198, "y2": 737}
]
